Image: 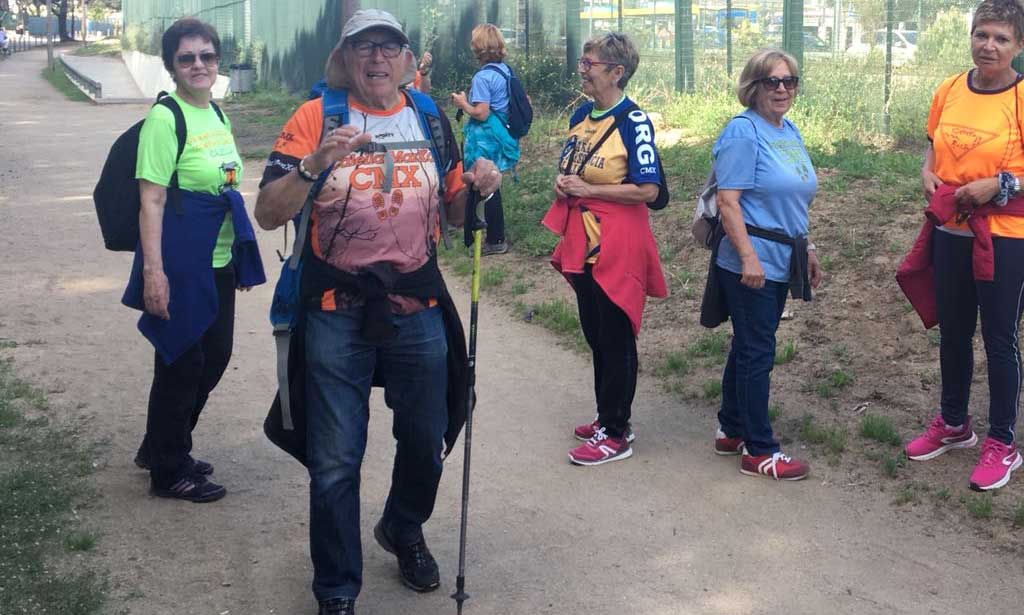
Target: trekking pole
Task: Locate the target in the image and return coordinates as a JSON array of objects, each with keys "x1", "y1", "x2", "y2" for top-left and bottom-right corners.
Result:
[{"x1": 452, "y1": 188, "x2": 483, "y2": 615}]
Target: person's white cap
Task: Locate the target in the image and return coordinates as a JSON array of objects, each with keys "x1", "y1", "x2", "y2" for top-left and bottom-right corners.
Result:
[
  {"x1": 325, "y1": 9, "x2": 417, "y2": 88},
  {"x1": 339, "y1": 9, "x2": 409, "y2": 47}
]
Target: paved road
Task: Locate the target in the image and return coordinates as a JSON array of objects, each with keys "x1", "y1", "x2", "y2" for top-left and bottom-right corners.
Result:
[
  {"x1": 60, "y1": 52, "x2": 145, "y2": 100},
  {"x1": 2, "y1": 48, "x2": 1022, "y2": 615}
]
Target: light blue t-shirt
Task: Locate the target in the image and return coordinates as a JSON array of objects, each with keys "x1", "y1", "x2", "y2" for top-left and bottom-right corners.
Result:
[
  {"x1": 469, "y1": 62, "x2": 511, "y2": 114},
  {"x1": 712, "y1": 109, "x2": 817, "y2": 283}
]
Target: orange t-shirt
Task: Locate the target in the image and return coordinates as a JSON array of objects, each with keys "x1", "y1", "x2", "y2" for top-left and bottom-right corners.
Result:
[{"x1": 927, "y1": 71, "x2": 1024, "y2": 237}]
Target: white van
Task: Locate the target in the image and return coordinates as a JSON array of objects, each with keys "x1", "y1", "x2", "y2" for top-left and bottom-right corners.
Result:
[{"x1": 848, "y1": 29, "x2": 917, "y2": 64}]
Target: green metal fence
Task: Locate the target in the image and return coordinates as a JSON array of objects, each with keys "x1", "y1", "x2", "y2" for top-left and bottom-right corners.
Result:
[{"x1": 123, "y1": 0, "x2": 996, "y2": 140}]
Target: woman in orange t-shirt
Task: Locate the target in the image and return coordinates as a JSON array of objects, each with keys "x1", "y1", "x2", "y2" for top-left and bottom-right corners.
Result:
[{"x1": 907, "y1": 0, "x2": 1024, "y2": 491}]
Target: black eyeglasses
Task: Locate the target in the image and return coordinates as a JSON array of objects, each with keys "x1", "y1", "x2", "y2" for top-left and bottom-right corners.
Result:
[
  {"x1": 176, "y1": 52, "x2": 219, "y2": 67},
  {"x1": 350, "y1": 40, "x2": 407, "y2": 58},
  {"x1": 758, "y1": 76, "x2": 799, "y2": 91},
  {"x1": 578, "y1": 57, "x2": 621, "y2": 72}
]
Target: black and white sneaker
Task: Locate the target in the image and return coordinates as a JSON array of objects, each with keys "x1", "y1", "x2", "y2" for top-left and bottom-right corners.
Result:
[
  {"x1": 373, "y1": 520, "x2": 440, "y2": 592},
  {"x1": 318, "y1": 597, "x2": 355, "y2": 615}
]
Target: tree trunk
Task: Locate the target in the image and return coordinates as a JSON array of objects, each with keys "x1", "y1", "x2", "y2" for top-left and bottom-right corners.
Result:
[{"x1": 58, "y1": 0, "x2": 70, "y2": 41}]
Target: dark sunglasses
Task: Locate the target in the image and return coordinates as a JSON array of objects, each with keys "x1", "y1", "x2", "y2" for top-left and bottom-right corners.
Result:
[
  {"x1": 759, "y1": 76, "x2": 799, "y2": 91},
  {"x1": 176, "y1": 52, "x2": 219, "y2": 67},
  {"x1": 578, "y1": 57, "x2": 621, "y2": 72},
  {"x1": 350, "y1": 40, "x2": 407, "y2": 58}
]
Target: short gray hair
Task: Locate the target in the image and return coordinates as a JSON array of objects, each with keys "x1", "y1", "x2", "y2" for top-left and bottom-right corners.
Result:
[{"x1": 582, "y1": 32, "x2": 640, "y2": 90}]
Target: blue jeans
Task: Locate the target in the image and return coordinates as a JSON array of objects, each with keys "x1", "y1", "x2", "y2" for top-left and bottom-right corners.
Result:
[
  {"x1": 305, "y1": 305, "x2": 448, "y2": 602},
  {"x1": 716, "y1": 267, "x2": 789, "y2": 456},
  {"x1": 934, "y1": 230, "x2": 1024, "y2": 444}
]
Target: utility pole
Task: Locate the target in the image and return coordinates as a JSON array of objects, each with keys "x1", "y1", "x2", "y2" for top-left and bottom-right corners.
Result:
[{"x1": 46, "y1": 0, "x2": 53, "y2": 70}]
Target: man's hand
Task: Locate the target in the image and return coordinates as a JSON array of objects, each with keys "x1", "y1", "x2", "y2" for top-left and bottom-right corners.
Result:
[{"x1": 462, "y1": 158, "x2": 502, "y2": 197}]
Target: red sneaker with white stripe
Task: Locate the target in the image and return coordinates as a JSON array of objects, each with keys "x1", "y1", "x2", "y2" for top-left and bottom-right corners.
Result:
[
  {"x1": 714, "y1": 427, "x2": 744, "y2": 455},
  {"x1": 969, "y1": 437, "x2": 1022, "y2": 491},
  {"x1": 574, "y1": 416, "x2": 635, "y2": 443},
  {"x1": 740, "y1": 449, "x2": 809, "y2": 481},
  {"x1": 568, "y1": 427, "x2": 632, "y2": 466}
]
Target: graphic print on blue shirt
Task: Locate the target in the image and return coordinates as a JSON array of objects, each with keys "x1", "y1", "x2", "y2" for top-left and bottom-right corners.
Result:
[
  {"x1": 712, "y1": 109, "x2": 817, "y2": 283},
  {"x1": 470, "y1": 63, "x2": 511, "y2": 114}
]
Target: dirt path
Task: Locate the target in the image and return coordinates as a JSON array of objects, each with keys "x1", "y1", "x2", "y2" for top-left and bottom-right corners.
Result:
[{"x1": 2, "y1": 49, "x2": 1022, "y2": 615}]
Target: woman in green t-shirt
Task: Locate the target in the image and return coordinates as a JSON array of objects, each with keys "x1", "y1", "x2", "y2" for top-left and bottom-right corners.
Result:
[{"x1": 133, "y1": 18, "x2": 251, "y2": 504}]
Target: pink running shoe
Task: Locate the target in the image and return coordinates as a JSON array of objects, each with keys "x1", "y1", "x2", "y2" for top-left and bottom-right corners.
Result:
[
  {"x1": 568, "y1": 428, "x2": 633, "y2": 466},
  {"x1": 905, "y1": 414, "x2": 977, "y2": 461},
  {"x1": 714, "y1": 427, "x2": 744, "y2": 456},
  {"x1": 969, "y1": 437, "x2": 1022, "y2": 491},
  {"x1": 573, "y1": 416, "x2": 635, "y2": 443}
]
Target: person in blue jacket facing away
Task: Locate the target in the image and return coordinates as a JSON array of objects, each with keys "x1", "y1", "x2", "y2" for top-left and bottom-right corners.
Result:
[{"x1": 451, "y1": 23, "x2": 521, "y2": 255}]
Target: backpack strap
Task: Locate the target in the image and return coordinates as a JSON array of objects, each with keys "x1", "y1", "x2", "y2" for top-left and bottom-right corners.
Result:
[
  {"x1": 155, "y1": 93, "x2": 187, "y2": 214},
  {"x1": 405, "y1": 88, "x2": 456, "y2": 248},
  {"x1": 566, "y1": 102, "x2": 639, "y2": 177},
  {"x1": 273, "y1": 87, "x2": 348, "y2": 431}
]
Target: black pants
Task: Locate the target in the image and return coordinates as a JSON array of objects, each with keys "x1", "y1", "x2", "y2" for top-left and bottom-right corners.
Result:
[
  {"x1": 571, "y1": 266, "x2": 637, "y2": 438},
  {"x1": 143, "y1": 266, "x2": 236, "y2": 486},
  {"x1": 485, "y1": 189, "x2": 504, "y2": 244},
  {"x1": 934, "y1": 230, "x2": 1024, "y2": 444}
]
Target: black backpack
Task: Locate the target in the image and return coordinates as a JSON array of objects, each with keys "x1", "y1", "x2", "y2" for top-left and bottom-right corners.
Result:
[
  {"x1": 93, "y1": 92, "x2": 225, "y2": 251},
  {"x1": 483, "y1": 64, "x2": 533, "y2": 139}
]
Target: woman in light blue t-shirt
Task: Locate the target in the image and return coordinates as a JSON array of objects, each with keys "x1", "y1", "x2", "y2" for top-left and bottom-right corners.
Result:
[
  {"x1": 710, "y1": 49, "x2": 823, "y2": 482},
  {"x1": 451, "y1": 23, "x2": 521, "y2": 255}
]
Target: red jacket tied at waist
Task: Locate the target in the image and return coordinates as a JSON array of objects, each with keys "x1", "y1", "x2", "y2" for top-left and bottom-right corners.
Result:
[
  {"x1": 542, "y1": 196, "x2": 668, "y2": 336},
  {"x1": 896, "y1": 184, "x2": 1024, "y2": 328}
]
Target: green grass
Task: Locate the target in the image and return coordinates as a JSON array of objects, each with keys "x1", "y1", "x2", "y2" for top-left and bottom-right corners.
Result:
[
  {"x1": 965, "y1": 494, "x2": 994, "y2": 519},
  {"x1": 1014, "y1": 501, "x2": 1024, "y2": 527},
  {"x1": 935, "y1": 487, "x2": 951, "y2": 501},
  {"x1": 860, "y1": 414, "x2": 902, "y2": 446},
  {"x1": 688, "y1": 331, "x2": 730, "y2": 365},
  {"x1": 509, "y1": 280, "x2": 530, "y2": 296},
  {"x1": 480, "y1": 265, "x2": 508, "y2": 289},
  {"x1": 816, "y1": 369, "x2": 854, "y2": 398},
  {"x1": 654, "y1": 351, "x2": 692, "y2": 378},
  {"x1": 221, "y1": 85, "x2": 303, "y2": 129},
  {"x1": 70, "y1": 38, "x2": 122, "y2": 57},
  {"x1": 799, "y1": 415, "x2": 847, "y2": 454},
  {"x1": 64, "y1": 530, "x2": 98, "y2": 552},
  {"x1": 882, "y1": 452, "x2": 907, "y2": 478},
  {"x1": 774, "y1": 341, "x2": 797, "y2": 365},
  {"x1": 701, "y1": 379, "x2": 722, "y2": 400},
  {"x1": 893, "y1": 485, "x2": 919, "y2": 506},
  {"x1": 41, "y1": 66, "x2": 91, "y2": 102},
  {"x1": 529, "y1": 299, "x2": 585, "y2": 351},
  {"x1": 0, "y1": 359, "x2": 106, "y2": 614},
  {"x1": 768, "y1": 404, "x2": 782, "y2": 422}
]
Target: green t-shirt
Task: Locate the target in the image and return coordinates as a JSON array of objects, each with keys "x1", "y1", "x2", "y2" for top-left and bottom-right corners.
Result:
[{"x1": 136, "y1": 92, "x2": 243, "y2": 267}]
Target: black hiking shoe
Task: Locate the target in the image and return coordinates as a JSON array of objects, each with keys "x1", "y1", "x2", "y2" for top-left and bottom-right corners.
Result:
[
  {"x1": 151, "y1": 473, "x2": 226, "y2": 503},
  {"x1": 318, "y1": 598, "x2": 355, "y2": 615},
  {"x1": 373, "y1": 519, "x2": 440, "y2": 592},
  {"x1": 135, "y1": 445, "x2": 214, "y2": 475}
]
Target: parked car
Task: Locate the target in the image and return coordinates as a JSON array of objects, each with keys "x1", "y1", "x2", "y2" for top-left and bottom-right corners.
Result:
[{"x1": 847, "y1": 29, "x2": 917, "y2": 64}]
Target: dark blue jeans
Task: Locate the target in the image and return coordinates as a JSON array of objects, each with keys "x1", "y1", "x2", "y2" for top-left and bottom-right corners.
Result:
[
  {"x1": 717, "y1": 267, "x2": 789, "y2": 456},
  {"x1": 933, "y1": 230, "x2": 1024, "y2": 444},
  {"x1": 305, "y1": 305, "x2": 448, "y2": 602}
]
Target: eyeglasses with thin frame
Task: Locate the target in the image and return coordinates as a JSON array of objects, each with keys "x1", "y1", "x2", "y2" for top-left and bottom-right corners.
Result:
[
  {"x1": 350, "y1": 40, "x2": 407, "y2": 58},
  {"x1": 578, "y1": 57, "x2": 621, "y2": 72},
  {"x1": 176, "y1": 52, "x2": 219, "y2": 67},
  {"x1": 758, "y1": 76, "x2": 799, "y2": 91}
]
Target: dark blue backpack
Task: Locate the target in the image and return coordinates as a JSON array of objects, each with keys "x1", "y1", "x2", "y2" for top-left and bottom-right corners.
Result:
[{"x1": 483, "y1": 64, "x2": 533, "y2": 139}]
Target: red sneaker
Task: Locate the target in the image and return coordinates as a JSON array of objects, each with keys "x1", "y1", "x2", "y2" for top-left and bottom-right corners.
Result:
[
  {"x1": 714, "y1": 427, "x2": 744, "y2": 456},
  {"x1": 905, "y1": 414, "x2": 977, "y2": 461},
  {"x1": 740, "y1": 449, "x2": 809, "y2": 481},
  {"x1": 969, "y1": 437, "x2": 1022, "y2": 491},
  {"x1": 568, "y1": 428, "x2": 633, "y2": 466},
  {"x1": 573, "y1": 416, "x2": 635, "y2": 443}
]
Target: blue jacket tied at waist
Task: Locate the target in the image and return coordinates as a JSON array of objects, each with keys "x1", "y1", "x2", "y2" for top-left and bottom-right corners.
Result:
[{"x1": 123, "y1": 189, "x2": 266, "y2": 364}]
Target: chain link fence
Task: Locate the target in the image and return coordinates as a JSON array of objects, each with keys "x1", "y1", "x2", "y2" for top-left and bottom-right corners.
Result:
[{"x1": 122, "y1": 0, "x2": 989, "y2": 140}]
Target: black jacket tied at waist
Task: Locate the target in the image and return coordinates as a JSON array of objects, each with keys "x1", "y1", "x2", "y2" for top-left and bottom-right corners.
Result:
[
  {"x1": 303, "y1": 254, "x2": 446, "y2": 344},
  {"x1": 700, "y1": 223, "x2": 812, "y2": 328}
]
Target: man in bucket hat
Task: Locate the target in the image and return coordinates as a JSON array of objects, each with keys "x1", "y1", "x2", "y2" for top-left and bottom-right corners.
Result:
[{"x1": 255, "y1": 9, "x2": 502, "y2": 615}]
